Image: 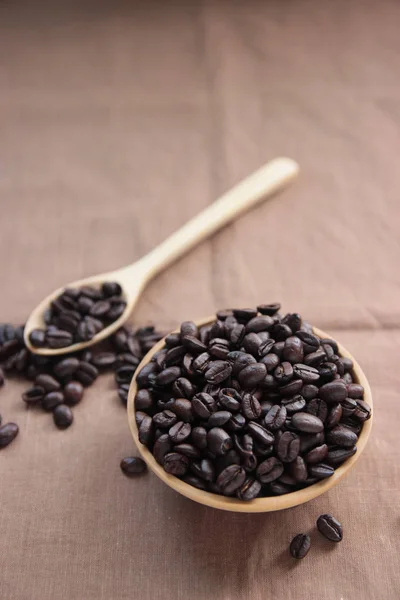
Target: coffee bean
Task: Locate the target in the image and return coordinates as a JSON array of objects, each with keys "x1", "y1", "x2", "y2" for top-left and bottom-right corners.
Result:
[
  {"x1": 232, "y1": 308, "x2": 257, "y2": 323},
  {"x1": 63, "y1": 381, "x2": 84, "y2": 406},
  {"x1": 241, "y1": 393, "x2": 262, "y2": 420},
  {"x1": 102, "y1": 281, "x2": 122, "y2": 297},
  {"x1": 327, "y1": 425, "x2": 358, "y2": 447},
  {"x1": 35, "y1": 374, "x2": 61, "y2": 392},
  {"x1": 302, "y1": 384, "x2": 319, "y2": 400},
  {"x1": 281, "y1": 394, "x2": 306, "y2": 414},
  {"x1": 256, "y1": 457, "x2": 284, "y2": 483},
  {"x1": 245, "y1": 316, "x2": 273, "y2": 333},
  {"x1": 138, "y1": 415, "x2": 154, "y2": 446},
  {"x1": 209, "y1": 338, "x2": 230, "y2": 359},
  {"x1": 192, "y1": 427, "x2": 208, "y2": 450},
  {"x1": 0, "y1": 423, "x2": 19, "y2": 449},
  {"x1": 269, "y1": 481, "x2": 291, "y2": 495},
  {"x1": 174, "y1": 443, "x2": 202, "y2": 458},
  {"x1": 299, "y1": 432, "x2": 325, "y2": 454},
  {"x1": 169, "y1": 421, "x2": 191, "y2": 443},
  {"x1": 153, "y1": 434, "x2": 172, "y2": 464},
  {"x1": 153, "y1": 410, "x2": 177, "y2": 429},
  {"x1": 257, "y1": 303, "x2": 281, "y2": 316},
  {"x1": 290, "y1": 456, "x2": 308, "y2": 481},
  {"x1": 191, "y1": 393, "x2": 216, "y2": 419},
  {"x1": 293, "y1": 363, "x2": 320, "y2": 383},
  {"x1": 29, "y1": 329, "x2": 46, "y2": 347},
  {"x1": 276, "y1": 431, "x2": 300, "y2": 463},
  {"x1": 236, "y1": 477, "x2": 261, "y2": 500},
  {"x1": 170, "y1": 398, "x2": 193, "y2": 423},
  {"x1": 279, "y1": 379, "x2": 303, "y2": 397},
  {"x1": 264, "y1": 405, "x2": 287, "y2": 431},
  {"x1": 282, "y1": 336, "x2": 304, "y2": 364},
  {"x1": 219, "y1": 388, "x2": 241, "y2": 412},
  {"x1": 156, "y1": 366, "x2": 181, "y2": 386},
  {"x1": 319, "y1": 380, "x2": 347, "y2": 403},
  {"x1": 353, "y1": 400, "x2": 371, "y2": 422},
  {"x1": 22, "y1": 385, "x2": 45, "y2": 404},
  {"x1": 292, "y1": 412, "x2": 324, "y2": 433},
  {"x1": 290, "y1": 534, "x2": 311, "y2": 559},
  {"x1": 242, "y1": 333, "x2": 262, "y2": 356},
  {"x1": 208, "y1": 411, "x2": 232, "y2": 427},
  {"x1": 75, "y1": 361, "x2": 98, "y2": 386},
  {"x1": 274, "y1": 361, "x2": 293, "y2": 384},
  {"x1": 53, "y1": 358, "x2": 80, "y2": 378},
  {"x1": 326, "y1": 446, "x2": 357, "y2": 466},
  {"x1": 207, "y1": 427, "x2": 233, "y2": 455},
  {"x1": 317, "y1": 514, "x2": 343, "y2": 542},
  {"x1": 238, "y1": 363, "x2": 267, "y2": 388},
  {"x1": 191, "y1": 458, "x2": 215, "y2": 482},
  {"x1": 304, "y1": 349, "x2": 326, "y2": 366},
  {"x1": 247, "y1": 422, "x2": 274, "y2": 445},
  {"x1": 53, "y1": 405, "x2": 73, "y2": 429},
  {"x1": 347, "y1": 383, "x2": 364, "y2": 399},
  {"x1": 226, "y1": 413, "x2": 246, "y2": 432},
  {"x1": 91, "y1": 352, "x2": 117, "y2": 369},
  {"x1": 182, "y1": 335, "x2": 207, "y2": 354},
  {"x1": 165, "y1": 332, "x2": 181, "y2": 348},
  {"x1": 42, "y1": 391, "x2": 64, "y2": 411},
  {"x1": 306, "y1": 398, "x2": 328, "y2": 422},
  {"x1": 309, "y1": 463, "x2": 334, "y2": 479},
  {"x1": 119, "y1": 456, "x2": 147, "y2": 477},
  {"x1": 305, "y1": 444, "x2": 328, "y2": 464},
  {"x1": 163, "y1": 452, "x2": 189, "y2": 476},
  {"x1": 217, "y1": 464, "x2": 246, "y2": 495}
]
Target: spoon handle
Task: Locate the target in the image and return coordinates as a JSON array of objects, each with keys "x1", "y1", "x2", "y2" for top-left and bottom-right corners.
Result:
[{"x1": 127, "y1": 157, "x2": 298, "y2": 284}]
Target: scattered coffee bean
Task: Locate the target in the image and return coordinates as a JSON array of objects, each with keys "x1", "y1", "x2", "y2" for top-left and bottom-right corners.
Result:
[
  {"x1": 0, "y1": 422, "x2": 19, "y2": 449},
  {"x1": 53, "y1": 405, "x2": 73, "y2": 429},
  {"x1": 289, "y1": 534, "x2": 311, "y2": 559},
  {"x1": 120, "y1": 456, "x2": 147, "y2": 476},
  {"x1": 317, "y1": 514, "x2": 343, "y2": 542}
]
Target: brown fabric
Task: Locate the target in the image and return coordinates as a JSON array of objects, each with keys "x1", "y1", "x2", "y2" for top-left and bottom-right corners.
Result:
[{"x1": 1, "y1": 1, "x2": 399, "y2": 599}]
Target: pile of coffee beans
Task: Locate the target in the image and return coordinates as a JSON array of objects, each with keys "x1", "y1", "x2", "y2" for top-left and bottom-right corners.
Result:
[
  {"x1": 0, "y1": 321, "x2": 164, "y2": 449},
  {"x1": 29, "y1": 282, "x2": 126, "y2": 348},
  {"x1": 134, "y1": 305, "x2": 371, "y2": 500},
  {"x1": 289, "y1": 513, "x2": 343, "y2": 559}
]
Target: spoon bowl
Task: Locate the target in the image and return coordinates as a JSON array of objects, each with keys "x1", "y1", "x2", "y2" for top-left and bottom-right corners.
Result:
[
  {"x1": 127, "y1": 318, "x2": 373, "y2": 513},
  {"x1": 24, "y1": 158, "x2": 299, "y2": 356}
]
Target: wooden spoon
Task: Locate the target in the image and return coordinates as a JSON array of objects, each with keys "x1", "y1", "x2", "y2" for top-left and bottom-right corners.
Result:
[{"x1": 24, "y1": 157, "x2": 299, "y2": 356}]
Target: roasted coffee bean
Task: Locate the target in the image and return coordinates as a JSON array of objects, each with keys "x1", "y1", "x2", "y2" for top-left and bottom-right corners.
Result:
[
  {"x1": 299, "y1": 432, "x2": 325, "y2": 454},
  {"x1": 135, "y1": 411, "x2": 147, "y2": 427},
  {"x1": 226, "y1": 413, "x2": 246, "y2": 432},
  {"x1": 304, "y1": 349, "x2": 326, "y2": 367},
  {"x1": 257, "y1": 303, "x2": 281, "y2": 316},
  {"x1": 245, "y1": 316, "x2": 273, "y2": 333},
  {"x1": 207, "y1": 411, "x2": 232, "y2": 427},
  {"x1": 283, "y1": 313, "x2": 302, "y2": 332},
  {"x1": 183, "y1": 475, "x2": 207, "y2": 490},
  {"x1": 278, "y1": 472, "x2": 297, "y2": 487},
  {"x1": 272, "y1": 341, "x2": 285, "y2": 358},
  {"x1": 153, "y1": 434, "x2": 172, "y2": 464},
  {"x1": 192, "y1": 393, "x2": 216, "y2": 418},
  {"x1": 309, "y1": 463, "x2": 334, "y2": 479},
  {"x1": 305, "y1": 444, "x2": 328, "y2": 464},
  {"x1": 264, "y1": 405, "x2": 287, "y2": 431},
  {"x1": 272, "y1": 323, "x2": 292, "y2": 341},
  {"x1": 136, "y1": 362, "x2": 159, "y2": 388},
  {"x1": 292, "y1": 412, "x2": 324, "y2": 433},
  {"x1": 216, "y1": 309, "x2": 233, "y2": 321},
  {"x1": 274, "y1": 361, "x2": 293, "y2": 384},
  {"x1": 102, "y1": 281, "x2": 122, "y2": 297},
  {"x1": 318, "y1": 362, "x2": 338, "y2": 382},
  {"x1": 279, "y1": 379, "x2": 303, "y2": 398},
  {"x1": 203, "y1": 360, "x2": 231, "y2": 385},
  {"x1": 138, "y1": 415, "x2": 154, "y2": 446},
  {"x1": 91, "y1": 352, "x2": 117, "y2": 369},
  {"x1": 276, "y1": 431, "x2": 300, "y2": 463},
  {"x1": 347, "y1": 383, "x2": 364, "y2": 399},
  {"x1": 163, "y1": 452, "x2": 189, "y2": 476},
  {"x1": 174, "y1": 443, "x2": 201, "y2": 458},
  {"x1": 243, "y1": 333, "x2": 262, "y2": 356},
  {"x1": 172, "y1": 377, "x2": 195, "y2": 399},
  {"x1": 281, "y1": 394, "x2": 306, "y2": 414},
  {"x1": 35, "y1": 374, "x2": 61, "y2": 392},
  {"x1": 229, "y1": 324, "x2": 246, "y2": 348},
  {"x1": 219, "y1": 388, "x2": 241, "y2": 412},
  {"x1": 353, "y1": 400, "x2": 371, "y2": 421},
  {"x1": 165, "y1": 332, "x2": 181, "y2": 348},
  {"x1": 207, "y1": 428, "x2": 233, "y2": 455},
  {"x1": 302, "y1": 384, "x2": 319, "y2": 400},
  {"x1": 341, "y1": 357, "x2": 353, "y2": 372},
  {"x1": 0, "y1": 339, "x2": 22, "y2": 361},
  {"x1": 229, "y1": 351, "x2": 256, "y2": 376},
  {"x1": 192, "y1": 427, "x2": 208, "y2": 450},
  {"x1": 29, "y1": 329, "x2": 46, "y2": 347},
  {"x1": 236, "y1": 477, "x2": 261, "y2": 500},
  {"x1": 241, "y1": 393, "x2": 262, "y2": 420},
  {"x1": 296, "y1": 331, "x2": 320, "y2": 353},
  {"x1": 153, "y1": 410, "x2": 178, "y2": 429},
  {"x1": 290, "y1": 534, "x2": 311, "y2": 559},
  {"x1": 53, "y1": 405, "x2": 73, "y2": 429},
  {"x1": 232, "y1": 308, "x2": 257, "y2": 323},
  {"x1": 135, "y1": 389, "x2": 153, "y2": 411},
  {"x1": 180, "y1": 321, "x2": 199, "y2": 339},
  {"x1": 259, "y1": 353, "x2": 280, "y2": 373},
  {"x1": 319, "y1": 380, "x2": 347, "y2": 403},
  {"x1": 0, "y1": 423, "x2": 19, "y2": 449},
  {"x1": 237, "y1": 363, "x2": 266, "y2": 389},
  {"x1": 118, "y1": 384, "x2": 130, "y2": 405},
  {"x1": 326, "y1": 446, "x2": 357, "y2": 466},
  {"x1": 63, "y1": 381, "x2": 84, "y2": 406},
  {"x1": 306, "y1": 398, "x2": 328, "y2": 422},
  {"x1": 182, "y1": 335, "x2": 207, "y2": 354},
  {"x1": 327, "y1": 425, "x2": 358, "y2": 447},
  {"x1": 156, "y1": 366, "x2": 181, "y2": 386},
  {"x1": 256, "y1": 457, "x2": 284, "y2": 483},
  {"x1": 22, "y1": 385, "x2": 45, "y2": 404},
  {"x1": 53, "y1": 358, "x2": 80, "y2": 378},
  {"x1": 282, "y1": 336, "x2": 304, "y2": 364},
  {"x1": 293, "y1": 363, "x2": 320, "y2": 383},
  {"x1": 258, "y1": 338, "x2": 275, "y2": 357},
  {"x1": 75, "y1": 361, "x2": 98, "y2": 386},
  {"x1": 42, "y1": 391, "x2": 64, "y2": 411},
  {"x1": 170, "y1": 398, "x2": 193, "y2": 423},
  {"x1": 209, "y1": 338, "x2": 230, "y2": 359},
  {"x1": 247, "y1": 422, "x2": 274, "y2": 445},
  {"x1": 269, "y1": 481, "x2": 291, "y2": 495},
  {"x1": 290, "y1": 456, "x2": 308, "y2": 481},
  {"x1": 217, "y1": 465, "x2": 246, "y2": 495},
  {"x1": 317, "y1": 514, "x2": 343, "y2": 542},
  {"x1": 191, "y1": 458, "x2": 215, "y2": 482},
  {"x1": 253, "y1": 441, "x2": 273, "y2": 458},
  {"x1": 341, "y1": 397, "x2": 357, "y2": 418},
  {"x1": 169, "y1": 421, "x2": 191, "y2": 443}
]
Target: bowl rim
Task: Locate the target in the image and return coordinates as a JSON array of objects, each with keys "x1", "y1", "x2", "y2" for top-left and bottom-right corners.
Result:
[{"x1": 127, "y1": 317, "x2": 373, "y2": 513}]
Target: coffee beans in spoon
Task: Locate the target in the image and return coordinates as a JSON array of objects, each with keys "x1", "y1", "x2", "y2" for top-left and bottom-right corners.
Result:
[
  {"x1": 29, "y1": 282, "x2": 127, "y2": 348},
  {"x1": 134, "y1": 305, "x2": 371, "y2": 501}
]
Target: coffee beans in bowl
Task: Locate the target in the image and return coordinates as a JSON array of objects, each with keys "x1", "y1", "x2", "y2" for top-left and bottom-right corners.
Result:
[
  {"x1": 129, "y1": 307, "x2": 373, "y2": 512},
  {"x1": 29, "y1": 282, "x2": 126, "y2": 348}
]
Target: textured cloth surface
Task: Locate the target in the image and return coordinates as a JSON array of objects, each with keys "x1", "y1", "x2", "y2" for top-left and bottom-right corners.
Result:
[{"x1": 1, "y1": 1, "x2": 399, "y2": 599}]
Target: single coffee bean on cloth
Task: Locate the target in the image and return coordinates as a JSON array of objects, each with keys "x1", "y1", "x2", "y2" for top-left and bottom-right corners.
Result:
[
  {"x1": 317, "y1": 514, "x2": 343, "y2": 542},
  {"x1": 134, "y1": 306, "x2": 371, "y2": 501},
  {"x1": 289, "y1": 534, "x2": 311, "y2": 559}
]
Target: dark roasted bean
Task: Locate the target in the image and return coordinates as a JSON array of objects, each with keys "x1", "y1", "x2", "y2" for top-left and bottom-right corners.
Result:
[
  {"x1": 226, "y1": 413, "x2": 246, "y2": 432},
  {"x1": 257, "y1": 303, "x2": 281, "y2": 316},
  {"x1": 63, "y1": 381, "x2": 84, "y2": 406},
  {"x1": 241, "y1": 393, "x2": 262, "y2": 420},
  {"x1": 304, "y1": 349, "x2": 326, "y2": 366},
  {"x1": 180, "y1": 321, "x2": 199, "y2": 339},
  {"x1": 174, "y1": 443, "x2": 202, "y2": 458},
  {"x1": 22, "y1": 385, "x2": 45, "y2": 404},
  {"x1": 169, "y1": 421, "x2": 191, "y2": 443},
  {"x1": 353, "y1": 400, "x2": 371, "y2": 422},
  {"x1": 290, "y1": 456, "x2": 308, "y2": 482},
  {"x1": 281, "y1": 394, "x2": 306, "y2": 414},
  {"x1": 290, "y1": 534, "x2": 311, "y2": 559},
  {"x1": 347, "y1": 383, "x2": 364, "y2": 399},
  {"x1": 299, "y1": 432, "x2": 325, "y2": 454},
  {"x1": 156, "y1": 366, "x2": 181, "y2": 386},
  {"x1": 247, "y1": 422, "x2": 274, "y2": 445},
  {"x1": 269, "y1": 481, "x2": 291, "y2": 495},
  {"x1": 217, "y1": 465, "x2": 246, "y2": 495},
  {"x1": 192, "y1": 427, "x2": 208, "y2": 450},
  {"x1": 276, "y1": 431, "x2": 300, "y2": 463},
  {"x1": 319, "y1": 380, "x2": 347, "y2": 403},
  {"x1": 138, "y1": 415, "x2": 154, "y2": 446},
  {"x1": 170, "y1": 398, "x2": 193, "y2": 423},
  {"x1": 264, "y1": 405, "x2": 287, "y2": 431},
  {"x1": 327, "y1": 425, "x2": 358, "y2": 447},
  {"x1": 236, "y1": 477, "x2": 261, "y2": 500},
  {"x1": 75, "y1": 361, "x2": 98, "y2": 386},
  {"x1": 42, "y1": 391, "x2": 64, "y2": 411},
  {"x1": 207, "y1": 411, "x2": 232, "y2": 427},
  {"x1": 279, "y1": 379, "x2": 303, "y2": 398},
  {"x1": 182, "y1": 335, "x2": 207, "y2": 354},
  {"x1": 192, "y1": 393, "x2": 217, "y2": 418},
  {"x1": 302, "y1": 384, "x2": 319, "y2": 400},
  {"x1": 120, "y1": 456, "x2": 147, "y2": 476},
  {"x1": 35, "y1": 374, "x2": 61, "y2": 392},
  {"x1": 259, "y1": 353, "x2": 280, "y2": 373},
  {"x1": 91, "y1": 352, "x2": 117, "y2": 369},
  {"x1": 243, "y1": 332, "x2": 262, "y2": 356},
  {"x1": 53, "y1": 405, "x2": 73, "y2": 429},
  {"x1": 219, "y1": 388, "x2": 241, "y2": 412},
  {"x1": 245, "y1": 315, "x2": 273, "y2": 333},
  {"x1": 207, "y1": 428, "x2": 233, "y2": 455},
  {"x1": 0, "y1": 423, "x2": 19, "y2": 449},
  {"x1": 257, "y1": 457, "x2": 284, "y2": 483},
  {"x1": 317, "y1": 514, "x2": 343, "y2": 542},
  {"x1": 153, "y1": 434, "x2": 172, "y2": 464},
  {"x1": 292, "y1": 412, "x2": 324, "y2": 433},
  {"x1": 153, "y1": 410, "x2": 178, "y2": 429},
  {"x1": 53, "y1": 358, "x2": 80, "y2": 378},
  {"x1": 209, "y1": 338, "x2": 230, "y2": 359},
  {"x1": 282, "y1": 336, "x2": 304, "y2": 364},
  {"x1": 274, "y1": 361, "x2": 293, "y2": 384},
  {"x1": 306, "y1": 398, "x2": 328, "y2": 422},
  {"x1": 163, "y1": 452, "x2": 189, "y2": 476},
  {"x1": 309, "y1": 463, "x2": 334, "y2": 479},
  {"x1": 305, "y1": 444, "x2": 328, "y2": 464},
  {"x1": 326, "y1": 446, "x2": 357, "y2": 466},
  {"x1": 293, "y1": 363, "x2": 320, "y2": 383}
]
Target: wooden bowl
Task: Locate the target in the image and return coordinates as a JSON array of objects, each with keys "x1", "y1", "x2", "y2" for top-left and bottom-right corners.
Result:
[{"x1": 127, "y1": 318, "x2": 373, "y2": 513}]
